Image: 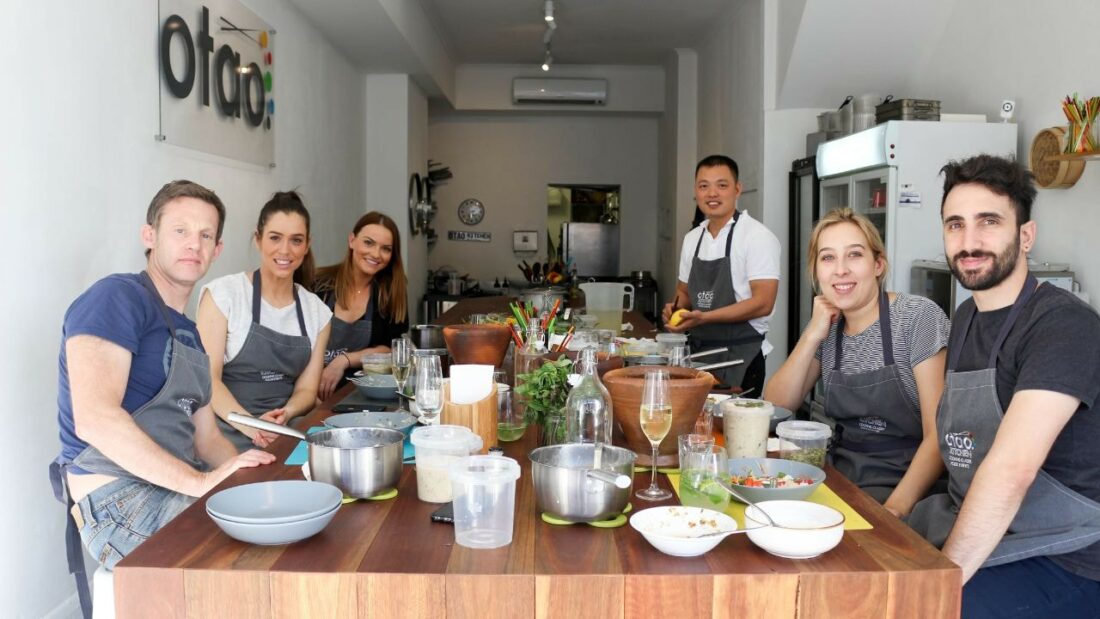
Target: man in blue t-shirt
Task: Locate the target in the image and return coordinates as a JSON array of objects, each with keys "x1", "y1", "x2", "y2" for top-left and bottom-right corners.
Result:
[
  {"x1": 907, "y1": 155, "x2": 1100, "y2": 618},
  {"x1": 52, "y1": 181, "x2": 275, "y2": 600}
]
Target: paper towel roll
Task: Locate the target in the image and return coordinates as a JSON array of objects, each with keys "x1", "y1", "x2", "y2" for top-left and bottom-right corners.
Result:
[{"x1": 448, "y1": 365, "x2": 494, "y2": 404}]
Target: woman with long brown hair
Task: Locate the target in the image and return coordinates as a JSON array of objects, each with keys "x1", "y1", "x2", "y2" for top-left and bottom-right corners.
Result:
[
  {"x1": 313, "y1": 212, "x2": 409, "y2": 400},
  {"x1": 197, "y1": 191, "x2": 332, "y2": 451}
]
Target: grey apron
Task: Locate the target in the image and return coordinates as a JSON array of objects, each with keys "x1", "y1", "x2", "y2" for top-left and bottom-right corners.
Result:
[
  {"x1": 908, "y1": 275, "x2": 1100, "y2": 567},
  {"x1": 825, "y1": 289, "x2": 922, "y2": 503},
  {"x1": 217, "y1": 270, "x2": 313, "y2": 451},
  {"x1": 323, "y1": 288, "x2": 373, "y2": 379},
  {"x1": 686, "y1": 210, "x2": 764, "y2": 388},
  {"x1": 49, "y1": 271, "x2": 210, "y2": 617}
]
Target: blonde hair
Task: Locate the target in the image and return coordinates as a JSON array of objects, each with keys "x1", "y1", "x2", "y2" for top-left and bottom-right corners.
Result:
[{"x1": 806, "y1": 208, "x2": 888, "y2": 292}]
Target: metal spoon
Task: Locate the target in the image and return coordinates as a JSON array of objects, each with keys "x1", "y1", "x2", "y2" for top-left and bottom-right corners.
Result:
[{"x1": 714, "y1": 477, "x2": 779, "y2": 528}]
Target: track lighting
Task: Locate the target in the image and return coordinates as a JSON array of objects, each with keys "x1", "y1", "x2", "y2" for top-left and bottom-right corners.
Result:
[
  {"x1": 541, "y1": 47, "x2": 552, "y2": 71},
  {"x1": 544, "y1": 0, "x2": 554, "y2": 23}
]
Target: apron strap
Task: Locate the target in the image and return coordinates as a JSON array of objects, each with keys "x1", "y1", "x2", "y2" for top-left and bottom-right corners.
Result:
[
  {"x1": 252, "y1": 270, "x2": 309, "y2": 338},
  {"x1": 692, "y1": 209, "x2": 741, "y2": 260},
  {"x1": 947, "y1": 274, "x2": 1039, "y2": 371},
  {"x1": 139, "y1": 271, "x2": 177, "y2": 340},
  {"x1": 49, "y1": 461, "x2": 93, "y2": 619},
  {"x1": 835, "y1": 287, "x2": 894, "y2": 368}
]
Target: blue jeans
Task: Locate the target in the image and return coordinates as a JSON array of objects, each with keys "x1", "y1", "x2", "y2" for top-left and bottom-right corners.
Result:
[
  {"x1": 75, "y1": 478, "x2": 195, "y2": 569},
  {"x1": 964, "y1": 556, "x2": 1100, "y2": 619}
]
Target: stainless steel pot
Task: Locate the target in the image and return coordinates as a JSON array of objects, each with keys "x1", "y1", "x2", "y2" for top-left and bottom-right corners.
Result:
[
  {"x1": 529, "y1": 443, "x2": 636, "y2": 522},
  {"x1": 411, "y1": 324, "x2": 445, "y2": 349},
  {"x1": 229, "y1": 413, "x2": 404, "y2": 498},
  {"x1": 520, "y1": 286, "x2": 567, "y2": 316}
]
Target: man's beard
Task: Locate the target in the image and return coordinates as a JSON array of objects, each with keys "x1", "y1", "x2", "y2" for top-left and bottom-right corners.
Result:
[{"x1": 948, "y1": 234, "x2": 1021, "y2": 291}]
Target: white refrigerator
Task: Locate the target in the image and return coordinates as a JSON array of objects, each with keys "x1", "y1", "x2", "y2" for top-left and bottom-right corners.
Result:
[{"x1": 815, "y1": 121, "x2": 1018, "y2": 297}]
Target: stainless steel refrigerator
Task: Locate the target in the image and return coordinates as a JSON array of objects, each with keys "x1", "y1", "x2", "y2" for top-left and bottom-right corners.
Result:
[{"x1": 561, "y1": 222, "x2": 620, "y2": 278}]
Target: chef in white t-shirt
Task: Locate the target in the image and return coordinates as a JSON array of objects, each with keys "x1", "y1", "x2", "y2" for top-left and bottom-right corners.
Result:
[{"x1": 662, "y1": 155, "x2": 781, "y2": 393}]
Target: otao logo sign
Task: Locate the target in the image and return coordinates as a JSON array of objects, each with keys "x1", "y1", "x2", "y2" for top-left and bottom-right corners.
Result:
[
  {"x1": 696, "y1": 290, "x2": 715, "y2": 310},
  {"x1": 157, "y1": 0, "x2": 275, "y2": 166},
  {"x1": 160, "y1": 5, "x2": 273, "y2": 129}
]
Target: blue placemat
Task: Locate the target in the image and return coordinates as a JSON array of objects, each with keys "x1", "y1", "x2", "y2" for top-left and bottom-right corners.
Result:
[{"x1": 285, "y1": 427, "x2": 415, "y2": 465}]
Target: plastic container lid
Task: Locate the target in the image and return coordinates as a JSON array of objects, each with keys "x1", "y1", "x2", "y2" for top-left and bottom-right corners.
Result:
[
  {"x1": 449, "y1": 455, "x2": 520, "y2": 485},
  {"x1": 720, "y1": 398, "x2": 774, "y2": 417},
  {"x1": 655, "y1": 333, "x2": 687, "y2": 344},
  {"x1": 776, "y1": 420, "x2": 832, "y2": 441},
  {"x1": 410, "y1": 424, "x2": 483, "y2": 452}
]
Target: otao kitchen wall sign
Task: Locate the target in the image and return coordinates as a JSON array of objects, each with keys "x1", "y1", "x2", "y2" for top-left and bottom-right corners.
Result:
[{"x1": 158, "y1": 0, "x2": 275, "y2": 166}]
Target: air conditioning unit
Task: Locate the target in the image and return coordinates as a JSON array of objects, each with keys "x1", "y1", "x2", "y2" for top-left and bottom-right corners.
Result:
[{"x1": 512, "y1": 78, "x2": 608, "y2": 105}]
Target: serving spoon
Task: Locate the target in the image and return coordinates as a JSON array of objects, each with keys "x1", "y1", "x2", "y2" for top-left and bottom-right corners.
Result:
[{"x1": 714, "y1": 477, "x2": 779, "y2": 528}]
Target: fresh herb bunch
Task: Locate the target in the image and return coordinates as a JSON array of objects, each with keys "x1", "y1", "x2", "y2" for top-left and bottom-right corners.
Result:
[{"x1": 515, "y1": 357, "x2": 574, "y2": 432}]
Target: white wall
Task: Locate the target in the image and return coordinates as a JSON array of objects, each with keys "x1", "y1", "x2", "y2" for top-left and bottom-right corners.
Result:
[
  {"x1": 902, "y1": 0, "x2": 1100, "y2": 308},
  {"x1": 657, "y1": 49, "x2": 699, "y2": 308},
  {"x1": 0, "y1": 2, "x2": 366, "y2": 616},
  {"x1": 365, "y1": 75, "x2": 430, "y2": 322},
  {"x1": 426, "y1": 113, "x2": 660, "y2": 283}
]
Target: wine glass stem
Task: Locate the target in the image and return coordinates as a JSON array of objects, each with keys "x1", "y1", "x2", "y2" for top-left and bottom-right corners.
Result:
[{"x1": 649, "y1": 445, "x2": 659, "y2": 490}]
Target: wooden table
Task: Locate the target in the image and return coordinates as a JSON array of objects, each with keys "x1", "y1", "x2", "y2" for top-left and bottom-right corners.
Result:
[{"x1": 114, "y1": 388, "x2": 961, "y2": 618}]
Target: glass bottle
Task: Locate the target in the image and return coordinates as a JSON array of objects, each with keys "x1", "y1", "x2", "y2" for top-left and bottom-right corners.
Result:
[
  {"x1": 564, "y1": 347, "x2": 613, "y2": 445},
  {"x1": 513, "y1": 322, "x2": 547, "y2": 424}
]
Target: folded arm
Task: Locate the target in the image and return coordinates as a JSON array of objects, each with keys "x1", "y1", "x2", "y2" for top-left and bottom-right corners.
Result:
[{"x1": 942, "y1": 389, "x2": 1079, "y2": 581}]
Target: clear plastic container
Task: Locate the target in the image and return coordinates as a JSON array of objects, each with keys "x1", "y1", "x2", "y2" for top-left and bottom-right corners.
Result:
[
  {"x1": 655, "y1": 333, "x2": 687, "y2": 354},
  {"x1": 449, "y1": 455, "x2": 521, "y2": 549},
  {"x1": 360, "y1": 352, "x2": 392, "y2": 375},
  {"x1": 775, "y1": 420, "x2": 832, "y2": 468},
  {"x1": 410, "y1": 425, "x2": 483, "y2": 503},
  {"x1": 721, "y1": 399, "x2": 774, "y2": 458}
]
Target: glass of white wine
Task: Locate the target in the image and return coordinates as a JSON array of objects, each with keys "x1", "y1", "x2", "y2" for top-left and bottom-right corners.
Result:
[
  {"x1": 415, "y1": 354, "x2": 443, "y2": 422},
  {"x1": 391, "y1": 338, "x2": 410, "y2": 411},
  {"x1": 636, "y1": 369, "x2": 673, "y2": 501}
]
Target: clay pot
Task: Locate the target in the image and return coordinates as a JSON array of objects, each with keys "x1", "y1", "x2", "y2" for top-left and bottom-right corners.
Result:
[
  {"x1": 602, "y1": 365, "x2": 715, "y2": 467},
  {"x1": 442, "y1": 324, "x2": 513, "y2": 367}
]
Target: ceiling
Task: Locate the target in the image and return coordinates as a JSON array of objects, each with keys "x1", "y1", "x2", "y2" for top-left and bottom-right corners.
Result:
[
  {"x1": 422, "y1": 0, "x2": 732, "y2": 65},
  {"x1": 292, "y1": 0, "x2": 733, "y2": 71}
]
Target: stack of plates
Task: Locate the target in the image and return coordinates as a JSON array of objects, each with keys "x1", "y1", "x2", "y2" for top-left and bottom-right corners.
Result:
[{"x1": 206, "y1": 480, "x2": 342, "y2": 545}]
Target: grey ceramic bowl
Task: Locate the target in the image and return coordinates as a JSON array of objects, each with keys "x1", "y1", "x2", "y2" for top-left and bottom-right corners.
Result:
[
  {"x1": 350, "y1": 372, "x2": 398, "y2": 400},
  {"x1": 725, "y1": 457, "x2": 826, "y2": 504},
  {"x1": 205, "y1": 480, "x2": 343, "y2": 524},
  {"x1": 207, "y1": 503, "x2": 339, "y2": 545},
  {"x1": 324, "y1": 411, "x2": 418, "y2": 437}
]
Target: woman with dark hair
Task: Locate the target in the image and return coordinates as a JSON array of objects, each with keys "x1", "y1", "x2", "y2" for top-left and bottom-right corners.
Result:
[
  {"x1": 313, "y1": 212, "x2": 409, "y2": 400},
  {"x1": 197, "y1": 191, "x2": 332, "y2": 451}
]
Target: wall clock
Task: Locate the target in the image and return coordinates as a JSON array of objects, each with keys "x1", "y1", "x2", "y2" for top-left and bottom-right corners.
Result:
[{"x1": 457, "y1": 198, "x2": 485, "y2": 226}]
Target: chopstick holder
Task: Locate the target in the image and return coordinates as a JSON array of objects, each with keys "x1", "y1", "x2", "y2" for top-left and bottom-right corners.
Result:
[{"x1": 442, "y1": 381, "x2": 498, "y2": 454}]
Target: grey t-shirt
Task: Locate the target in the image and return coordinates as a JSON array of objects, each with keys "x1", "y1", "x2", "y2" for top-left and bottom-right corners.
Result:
[{"x1": 816, "y1": 293, "x2": 951, "y2": 415}]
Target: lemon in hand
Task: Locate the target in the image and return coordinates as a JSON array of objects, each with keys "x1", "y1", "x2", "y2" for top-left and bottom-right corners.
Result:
[{"x1": 669, "y1": 309, "x2": 689, "y2": 327}]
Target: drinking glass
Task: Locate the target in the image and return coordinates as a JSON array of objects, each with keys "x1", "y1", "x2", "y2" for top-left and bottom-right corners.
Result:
[
  {"x1": 496, "y1": 390, "x2": 526, "y2": 442},
  {"x1": 636, "y1": 369, "x2": 673, "y2": 501},
  {"x1": 391, "y1": 338, "x2": 411, "y2": 411},
  {"x1": 415, "y1": 354, "x2": 443, "y2": 422},
  {"x1": 667, "y1": 345, "x2": 690, "y2": 368},
  {"x1": 679, "y1": 445, "x2": 730, "y2": 513}
]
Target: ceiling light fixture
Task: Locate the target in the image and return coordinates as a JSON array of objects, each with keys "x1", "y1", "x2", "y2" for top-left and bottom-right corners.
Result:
[
  {"x1": 541, "y1": 47, "x2": 552, "y2": 71},
  {"x1": 544, "y1": 0, "x2": 555, "y2": 23}
]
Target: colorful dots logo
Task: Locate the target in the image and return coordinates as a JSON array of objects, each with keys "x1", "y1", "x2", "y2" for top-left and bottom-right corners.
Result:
[{"x1": 262, "y1": 31, "x2": 273, "y2": 130}]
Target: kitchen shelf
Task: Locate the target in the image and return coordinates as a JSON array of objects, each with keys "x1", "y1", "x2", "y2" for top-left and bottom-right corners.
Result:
[{"x1": 1042, "y1": 151, "x2": 1100, "y2": 161}]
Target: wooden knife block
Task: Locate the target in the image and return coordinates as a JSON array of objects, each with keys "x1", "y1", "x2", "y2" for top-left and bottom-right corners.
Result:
[{"x1": 442, "y1": 382, "x2": 498, "y2": 454}]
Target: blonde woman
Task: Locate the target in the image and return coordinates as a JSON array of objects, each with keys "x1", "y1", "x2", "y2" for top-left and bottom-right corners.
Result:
[{"x1": 764, "y1": 208, "x2": 948, "y2": 515}]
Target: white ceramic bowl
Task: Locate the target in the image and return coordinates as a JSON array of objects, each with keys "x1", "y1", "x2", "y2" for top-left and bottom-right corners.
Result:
[
  {"x1": 744, "y1": 500, "x2": 845, "y2": 559},
  {"x1": 629, "y1": 506, "x2": 739, "y2": 557}
]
